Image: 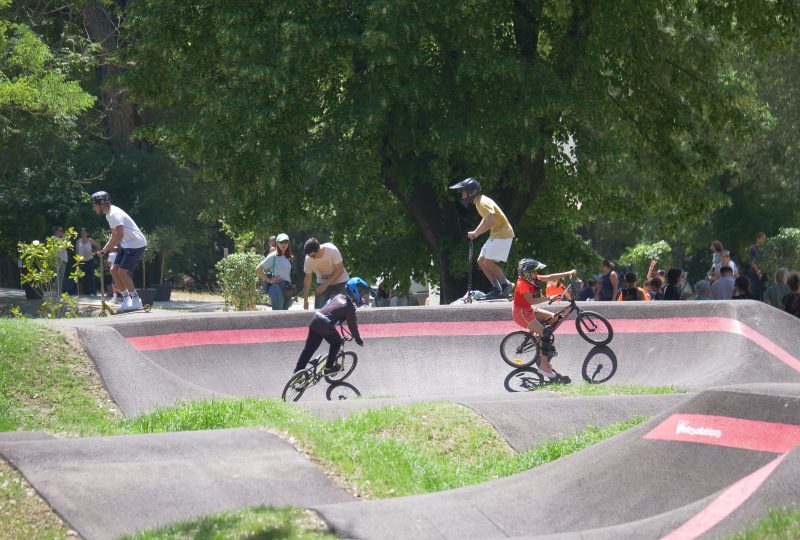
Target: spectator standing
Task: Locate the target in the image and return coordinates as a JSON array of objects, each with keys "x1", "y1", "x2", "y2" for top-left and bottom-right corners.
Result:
[
  {"x1": 662, "y1": 268, "x2": 684, "y2": 300},
  {"x1": 256, "y1": 233, "x2": 295, "y2": 310},
  {"x1": 645, "y1": 277, "x2": 664, "y2": 300},
  {"x1": 598, "y1": 260, "x2": 618, "y2": 301},
  {"x1": 709, "y1": 240, "x2": 724, "y2": 278},
  {"x1": 302, "y1": 237, "x2": 350, "y2": 310},
  {"x1": 711, "y1": 266, "x2": 736, "y2": 300},
  {"x1": 764, "y1": 268, "x2": 790, "y2": 309},
  {"x1": 577, "y1": 279, "x2": 596, "y2": 301},
  {"x1": 90, "y1": 191, "x2": 148, "y2": 312},
  {"x1": 617, "y1": 272, "x2": 649, "y2": 301},
  {"x1": 720, "y1": 251, "x2": 738, "y2": 277},
  {"x1": 780, "y1": 273, "x2": 800, "y2": 318},
  {"x1": 692, "y1": 280, "x2": 713, "y2": 300},
  {"x1": 52, "y1": 225, "x2": 68, "y2": 295},
  {"x1": 449, "y1": 177, "x2": 515, "y2": 299},
  {"x1": 747, "y1": 232, "x2": 767, "y2": 301},
  {"x1": 70, "y1": 228, "x2": 101, "y2": 295},
  {"x1": 732, "y1": 276, "x2": 752, "y2": 299},
  {"x1": 266, "y1": 235, "x2": 277, "y2": 256}
]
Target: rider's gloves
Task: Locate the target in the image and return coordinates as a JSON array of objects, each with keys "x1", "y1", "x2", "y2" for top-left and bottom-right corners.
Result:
[{"x1": 355, "y1": 337, "x2": 364, "y2": 346}]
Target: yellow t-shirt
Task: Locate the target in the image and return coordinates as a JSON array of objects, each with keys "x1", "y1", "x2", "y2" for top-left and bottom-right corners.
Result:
[{"x1": 475, "y1": 195, "x2": 514, "y2": 239}]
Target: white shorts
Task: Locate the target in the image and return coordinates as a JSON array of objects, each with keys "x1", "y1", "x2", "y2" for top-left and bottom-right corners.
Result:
[{"x1": 479, "y1": 237, "x2": 513, "y2": 262}]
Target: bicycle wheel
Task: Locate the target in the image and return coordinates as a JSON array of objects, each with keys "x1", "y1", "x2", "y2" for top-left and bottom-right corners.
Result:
[
  {"x1": 575, "y1": 311, "x2": 613, "y2": 345},
  {"x1": 324, "y1": 351, "x2": 358, "y2": 383},
  {"x1": 282, "y1": 370, "x2": 310, "y2": 402},
  {"x1": 500, "y1": 331, "x2": 540, "y2": 369}
]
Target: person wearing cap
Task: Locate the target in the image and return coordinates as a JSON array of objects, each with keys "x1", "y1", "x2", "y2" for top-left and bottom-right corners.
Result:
[
  {"x1": 90, "y1": 191, "x2": 148, "y2": 312},
  {"x1": 256, "y1": 233, "x2": 295, "y2": 310},
  {"x1": 692, "y1": 279, "x2": 713, "y2": 300},
  {"x1": 449, "y1": 177, "x2": 515, "y2": 300}
]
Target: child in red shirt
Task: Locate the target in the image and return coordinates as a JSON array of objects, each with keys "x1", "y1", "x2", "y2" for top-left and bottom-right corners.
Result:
[{"x1": 513, "y1": 259, "x2": 576, "y2": 378}]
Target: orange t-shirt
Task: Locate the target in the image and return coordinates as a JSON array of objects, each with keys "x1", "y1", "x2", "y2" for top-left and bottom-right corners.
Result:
[{"x1": 513, "y1": 277, "x2": 538, "y2": 309}]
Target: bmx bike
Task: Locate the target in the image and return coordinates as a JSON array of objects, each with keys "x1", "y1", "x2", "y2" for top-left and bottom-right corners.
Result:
[
  {"x1": 500, "y1": 280, "x2": 613, "y2": 370},
  {"x1": 282, "y1": 322, "x2": 358, "y2": 402}
]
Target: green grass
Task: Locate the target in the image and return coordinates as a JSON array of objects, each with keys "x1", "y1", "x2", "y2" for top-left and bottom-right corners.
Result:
[
  {"x1": 118, "y1": 398, "x2": 647, "y2": 498},
  {"x1": 724, "y1": 507, "x2": 800, "y2": 539},
  {"x1": 0, "y1": 461, "x2": 72, "y2": 539},
  {"x1": 0, "y1": 319, "x2": 119, "y2": 433},
  {"x1": 547, "y1": 382, "x2": 687, "y2": 397},
  {"x1": 122, "y1": 507, "x2": 335, "y2": 540}
]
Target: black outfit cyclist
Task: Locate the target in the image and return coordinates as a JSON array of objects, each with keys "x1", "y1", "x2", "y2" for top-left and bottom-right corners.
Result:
[{"x1": 293, "y1": 277, "x2": 369, "y2": 375}]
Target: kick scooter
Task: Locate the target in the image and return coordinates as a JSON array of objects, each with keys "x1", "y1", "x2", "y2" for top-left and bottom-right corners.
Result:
[{"x1": 97, "y1": 252, "x2": 151, "y2": 317}]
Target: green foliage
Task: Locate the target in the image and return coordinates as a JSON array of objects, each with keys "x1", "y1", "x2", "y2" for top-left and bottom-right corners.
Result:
[
  {"x1": 761, "y1": 227, "x2": 800, "y2": 275},
  {"x1": 619, "y1": 240, "x2": 672, "y2": 282},
  {"x1": 214, "y1": 252, "x2": 264, "y2": 311},
  {"x1": 123, "y1": 0, "x2": 799, "y2": 300},
  {"x1": 725, "y1": 507, "x2": 800, "y2": 540},
  {"x1": 17, "y1": 227, "x2": 85, "y2": 317}
]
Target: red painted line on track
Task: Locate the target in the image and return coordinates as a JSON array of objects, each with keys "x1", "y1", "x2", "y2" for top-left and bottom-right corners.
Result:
[
  {"x1": 124, "y1": 317, "x2": 800, "y2": 375},
  {"x1": 660, "y1": 454, "x2": 787, "y2": 540},
  {"x1": 644, "y1": 414, "x2": 800, "y2": 454}
]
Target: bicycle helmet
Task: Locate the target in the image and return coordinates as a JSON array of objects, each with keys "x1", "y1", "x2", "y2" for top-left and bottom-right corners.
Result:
[
  {"x1": 90, "y1": 191, "x2": 110, "y2": 205},
  {"x1": 346, "y1": 277, "x2": 371, "y2": 307},
  {"x1": 518, "y1": 258, "x2": 546, "y2": 284},
  {"x1": 449, "y1": 177, "x2": 481, "y2": 207}
]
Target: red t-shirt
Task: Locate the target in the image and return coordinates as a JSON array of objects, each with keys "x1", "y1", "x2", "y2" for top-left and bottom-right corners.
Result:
[{"x1": 513, "y1": 277, "x2": 538, "y2": 309}]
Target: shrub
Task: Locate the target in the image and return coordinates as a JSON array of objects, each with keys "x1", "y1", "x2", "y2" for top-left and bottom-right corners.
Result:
[
  {"x1": 761, "y1": 227, "x2": 800, "y2": 278},
  {"x1": 618, "y1": 240, "x2": 672, "y2": 282},
  {"x1": 214, "y1": 252, "x2": 264, "y2": 311}
]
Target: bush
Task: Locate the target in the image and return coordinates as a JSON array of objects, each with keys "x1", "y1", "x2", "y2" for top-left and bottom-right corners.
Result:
[
  {"x1": 214, "y1": 252, "x2": 264, "y2": 311},
  {"x1": 618, "y1": 240, "x2": 672, "y2": 282},
  {"x1": 761, "y1": 227, "x2": 800, "y2": 278}
]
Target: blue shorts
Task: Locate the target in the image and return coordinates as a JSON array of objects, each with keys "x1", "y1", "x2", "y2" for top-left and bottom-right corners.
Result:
[{"x1": 115, "y1": 247, "x2": 146, "y2": 270}]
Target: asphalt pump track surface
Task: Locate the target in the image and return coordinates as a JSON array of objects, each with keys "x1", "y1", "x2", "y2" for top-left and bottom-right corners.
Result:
[{"x1": 1, "y1": 300, "x2": 798, "y2": 539}]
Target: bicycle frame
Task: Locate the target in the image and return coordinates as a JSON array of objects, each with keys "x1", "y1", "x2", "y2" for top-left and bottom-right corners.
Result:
[
  {"x1": 305, "y1": 322, "x2": 353, "y2": 383},
  {"x1": 543, "y1": 280, "x2": 584, "y2": 329}
]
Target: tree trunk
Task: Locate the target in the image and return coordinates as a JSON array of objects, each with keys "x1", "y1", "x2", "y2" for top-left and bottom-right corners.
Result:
[{"x1": 82, "y1": 3, "x2": 137, "y2": 148}]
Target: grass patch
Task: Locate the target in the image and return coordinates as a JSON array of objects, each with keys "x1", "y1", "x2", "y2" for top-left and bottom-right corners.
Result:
[
  {"x1": 123, "y1": 506, "x2": 335, "y2": 540},
  {"x1": 546, "y1": 382, "x2": 686, "y2": 397},
  {"x1": 724, "y1": 507, "x2": 800, "y2": 539},
  {"x1": 0, "y1": 319, "x2": 120, "y2": 433},
  {"x1": 120, "y1": 398, "x2": 647, "y2": 499},
  {"x1": 0, "y1": 460, "x2": 74, "y2": 539}
]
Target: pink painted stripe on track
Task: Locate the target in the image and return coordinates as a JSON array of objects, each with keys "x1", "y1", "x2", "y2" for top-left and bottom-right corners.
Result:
[
  {"x1": 644, "y1": 414, "x2": 800, "y2": 454},
  {"x1": 125, "y1": 316, "x2": 800, "y2": 374},
  {"x1": 660, "y1": 453, "x2": 787, "y2": 540}
]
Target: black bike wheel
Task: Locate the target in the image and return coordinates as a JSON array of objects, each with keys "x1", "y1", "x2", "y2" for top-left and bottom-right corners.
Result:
[
  {"x1": 324, "y1": 351, "x2": 358, "y2": 383},
  {"x1": 500, "y1": 330, "x2": 540, "y2": 369},
  {"x1": 282, "y1": 370, "x2": 310, "y2": 402},
  {"x1": 575, "y1": 311, "x2": 613, "y2": 345}
]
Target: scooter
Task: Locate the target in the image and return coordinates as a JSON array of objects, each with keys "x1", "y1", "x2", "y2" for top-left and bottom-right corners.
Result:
[{"x1": 97, "y1": 252, "x2": 151, "y2": 317}]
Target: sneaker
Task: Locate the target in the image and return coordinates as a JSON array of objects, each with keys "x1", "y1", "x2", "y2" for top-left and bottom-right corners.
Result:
[
  {"x1": 538, "y1": 366, "x2": 558, "y2": 379},
  {"x1": 501, "y1": 282, "x2": 514, "y2": 298},
  {"x1": 483, "y1": 288, "x2": 504, "y2": 300},
  {"x1": 323, "y1": 363, "x2": 342, "y2": 375},
  {"x1": 130, "y1": 297, "x2": 143, "y2": 310},
  {"x1": 117, "y1": 296, "x2": 132, "y2": 311}
]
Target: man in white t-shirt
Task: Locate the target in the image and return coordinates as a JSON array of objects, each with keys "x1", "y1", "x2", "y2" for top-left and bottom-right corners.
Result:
[
  {"x1": 302, "y1": 237, "x2": 350, "y2": 309},
  {"x1": 90, "y1": 191, "x2": 148, "y2": 311}
]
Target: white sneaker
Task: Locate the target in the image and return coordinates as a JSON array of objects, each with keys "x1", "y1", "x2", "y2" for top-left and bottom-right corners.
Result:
[
  {"x1": 118, "y1": 296, "x2": 132, "y2": 311},
  {"x1": 130, "y1": 297, "x2": 143, "y2": 310}
]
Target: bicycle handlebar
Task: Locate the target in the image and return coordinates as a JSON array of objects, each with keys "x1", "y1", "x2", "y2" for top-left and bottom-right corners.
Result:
[{"x1": 548, "y1": 280, "x2": 580, "y2": 304}]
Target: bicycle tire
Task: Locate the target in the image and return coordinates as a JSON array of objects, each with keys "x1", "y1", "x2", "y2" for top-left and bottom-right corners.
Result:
[
  {"x1": 324, "y1": 351, "x2": 358, "y2": 383},
  {"x1": 500, "y1": 330, "x2": 540, "y2": 368},
  {"x1": 575, "y1": 311, "x2": 613, "y2": 345},
  {"x1": 282, "y1": 370, "x2": 310, "y2": 402}
]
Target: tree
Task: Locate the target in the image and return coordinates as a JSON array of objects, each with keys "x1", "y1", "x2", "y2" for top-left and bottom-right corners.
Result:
[{"x1": 123, "y1": 1, "x2": 800, "y2": 301}]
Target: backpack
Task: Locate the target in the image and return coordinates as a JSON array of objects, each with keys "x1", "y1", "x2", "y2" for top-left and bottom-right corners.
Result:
[
  {"x1": 782, "y1": 293, "x2": 800, "y2": 318},
  {"x1": 620, "y1": 287, "x2": 640, "y2": 301}
]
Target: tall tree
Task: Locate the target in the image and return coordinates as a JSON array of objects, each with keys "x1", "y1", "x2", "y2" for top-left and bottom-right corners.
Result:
[{"x1": 123, "y1": 1, "x2": 799, "y2": 301}]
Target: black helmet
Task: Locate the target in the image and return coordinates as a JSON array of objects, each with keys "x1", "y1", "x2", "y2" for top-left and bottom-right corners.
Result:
[
  {"x1": 449, "y1": 177, "x2": 481, "y2": 207},
  {"x1": 90, "y1": 191, "x2": 110, "y2": 205},
  {"x1": 518, "y1": 258, "x2": 546, "y2": 283}
]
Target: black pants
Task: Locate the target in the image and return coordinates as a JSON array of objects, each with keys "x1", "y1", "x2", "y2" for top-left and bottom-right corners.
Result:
[{"x1": 294, "y1": 317, "x2": 342, "y2": 372}]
